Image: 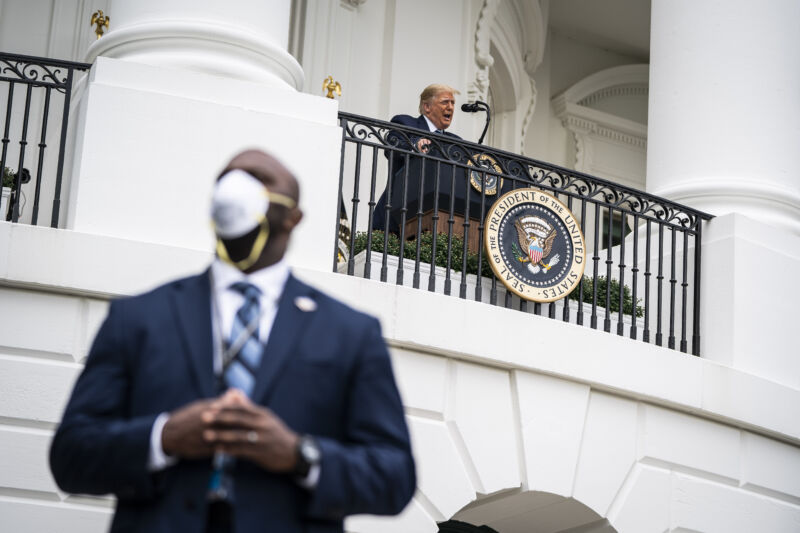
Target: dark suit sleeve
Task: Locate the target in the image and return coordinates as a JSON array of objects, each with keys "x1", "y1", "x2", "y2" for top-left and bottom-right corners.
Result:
[
  {"x1": 385, "y1": 114, "x2": 424, "y2": 162},
  {"x1": 306, "y1": 317, "x2": 415, "y2": 519},
  {"x1": 49, "y1": 301, "x2": 160, "y2": 500}
]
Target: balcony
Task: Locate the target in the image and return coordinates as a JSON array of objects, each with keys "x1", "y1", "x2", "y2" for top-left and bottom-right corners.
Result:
[
  {"x1": 334, "y1": 112, "x2": 712, "y2": 355},
  {"x1": 0, "y1": 52, "x2": 91, "y2": 226},
  {"x1": 0, "y1": 52, "x2": 714, "y2": 356}
]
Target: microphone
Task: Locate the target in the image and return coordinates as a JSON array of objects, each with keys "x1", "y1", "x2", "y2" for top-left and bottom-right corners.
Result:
[{"x1": 461, "y1": 102, "x2": 481, "y2": 113}]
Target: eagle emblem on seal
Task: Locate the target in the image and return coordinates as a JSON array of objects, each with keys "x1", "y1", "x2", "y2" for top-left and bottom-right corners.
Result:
[
  {"x1": 512, "y1": 216, "x2": 561, "y2": 275},
  {"x1": 485, "y1": 188, "x2": 586, "y2": 302}
]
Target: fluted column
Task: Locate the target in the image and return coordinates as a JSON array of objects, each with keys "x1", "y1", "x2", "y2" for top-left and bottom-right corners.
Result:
[
  {"x1": 647, "y1": 0, "x2": 800, "y2": 235},
  {"x1": 86, "y1": 0, "x2": 303, "y2": 89}
]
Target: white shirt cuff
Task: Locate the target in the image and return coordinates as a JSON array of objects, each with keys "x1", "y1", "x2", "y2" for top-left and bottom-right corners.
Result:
[{"x1": 148, "y1": 412, "x2": 178, "y2": 471}]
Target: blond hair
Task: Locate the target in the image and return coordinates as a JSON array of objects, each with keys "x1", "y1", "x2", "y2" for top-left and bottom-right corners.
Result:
[{"x1": 418, "y1": 84, "x2": 460, "y2": 114}]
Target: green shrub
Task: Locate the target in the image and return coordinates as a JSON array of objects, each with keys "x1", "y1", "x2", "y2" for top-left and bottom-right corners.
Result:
[
  {"x1": 352, "y1": 230, "x2": 494, "y2": 278},
  {"x1": 567, "y1": 274, "x2": 644, "y2": 317},
  {"x1": 352, "y1": 230, "x2": 643, "y2": 317},
  {"x1": 2, "y1": 167, "x2": 15, "y2": 188}
]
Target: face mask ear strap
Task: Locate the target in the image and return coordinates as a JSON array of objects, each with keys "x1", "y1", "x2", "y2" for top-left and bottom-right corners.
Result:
[
  {"x1": 267, "y1": 191, "x2": 296, "y2": 209},
  {"x1": 216, "y1": 216, "x2": 270, "y2": 271}
]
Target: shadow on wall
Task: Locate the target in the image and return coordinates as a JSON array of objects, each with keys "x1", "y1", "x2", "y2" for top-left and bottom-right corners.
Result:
[{"x1": 438, "y1": 519, "x2": 498, "y2": 532}]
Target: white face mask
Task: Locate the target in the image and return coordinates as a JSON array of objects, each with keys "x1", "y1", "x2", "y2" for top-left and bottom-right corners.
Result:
[
  {"x1": 211, "y1": 169, "x2": 295, "y2": 270},
  {"x1": 211, "y1": 169, "x2": 269, "y2": 239}
]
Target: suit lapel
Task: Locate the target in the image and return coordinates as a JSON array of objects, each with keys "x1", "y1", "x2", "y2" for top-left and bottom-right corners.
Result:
[
  {"x1": 416, "y1": 115, "x2": 430, "y2": 131},
  {"x1": 251, "y1": 274, "x2": 315, "y2": 402},
  {"x1": 170, "y1": 270, "x2": 216, "y2": 398},
  {"x1": 417, "y1": 114, "x2": 461, "y2": 139}
]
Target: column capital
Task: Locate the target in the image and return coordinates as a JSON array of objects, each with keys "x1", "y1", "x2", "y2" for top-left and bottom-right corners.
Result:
[{"x1": 86, "y1": 0, "x2": 303, "y2": 90}]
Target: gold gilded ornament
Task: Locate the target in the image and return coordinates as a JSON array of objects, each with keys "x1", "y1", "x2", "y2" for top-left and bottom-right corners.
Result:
[
  {"x1": 323, "y1": 76, "x2": 342, "y2": 99},
  {"x1": 91, "y1": 10, "x2": 110, "y2": 40}
]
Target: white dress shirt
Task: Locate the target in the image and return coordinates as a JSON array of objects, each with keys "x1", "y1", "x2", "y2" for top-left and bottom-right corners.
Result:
[
  {"x1": 209, "y1": 257, "x2": 289, "y2": 373},
  {"x1": 423, "y1": 115, "x2": 439, "y2": 132},
  {"x1": 148, "y1": 259, "x2": 319, "y2": 487}
]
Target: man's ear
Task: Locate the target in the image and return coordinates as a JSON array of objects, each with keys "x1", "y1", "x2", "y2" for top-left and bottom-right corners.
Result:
[{"x1": 283, "y1": 208, "x2": 303, "y2": 232}]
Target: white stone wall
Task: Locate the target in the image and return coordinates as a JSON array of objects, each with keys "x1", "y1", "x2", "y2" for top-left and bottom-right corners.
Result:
[
  {"x1": 296, "y1": 0, "x2": 479, "y2": 136},
  {"x1": 63, "y1": 56, "x2": 341, "y2": 273},
  {"x1": 0, "y1": 287, "x2": 113, "y2": 532},
  {"x1": 318, "y1": 272, "x2": 800, "y2": 533},
  {"x1": 3, "y1": 238, "x2": 799, "y2": 532}
]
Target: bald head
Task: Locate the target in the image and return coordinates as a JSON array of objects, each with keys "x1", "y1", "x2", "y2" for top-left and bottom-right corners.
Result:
[
  {"x1": 220, "y1": 149, "x2": 300, "y2": 204},
  {"x1": 216, "y1": 149, "x2": 303, "y2": 272}
]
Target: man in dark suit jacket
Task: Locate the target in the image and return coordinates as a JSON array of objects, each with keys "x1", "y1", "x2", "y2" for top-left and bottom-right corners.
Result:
[
  {"x1": 373, "y1": 84, "x2": 463, "y2": 233},
  {"x1": 50, "y1": 150, "x2": 416, "y2": 533}
]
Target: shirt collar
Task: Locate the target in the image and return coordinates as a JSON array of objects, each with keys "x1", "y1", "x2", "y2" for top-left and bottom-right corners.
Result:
[
  {"x1": 211, "y1": 257, "x2": 290, "y2": 302},
  {"x1": 423, "y1": 115, "x2": 440, "y2": 133}
]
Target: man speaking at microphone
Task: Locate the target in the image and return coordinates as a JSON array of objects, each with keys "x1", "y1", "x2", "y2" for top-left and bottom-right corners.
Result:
[
  {"x1": 373, "y1": 84, "x2": 465, "y2": 232},
  {"x1": 390, "y1": 83, "x2": 461, "y2": 153},
  {"x1": 50, "y1": 149, "x2": 416, "y2": 533}
]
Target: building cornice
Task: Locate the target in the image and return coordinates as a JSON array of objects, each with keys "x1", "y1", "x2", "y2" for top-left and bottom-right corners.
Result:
[
  {"x1": 554, "y1": 99, "x2": 648, "y2": 149},
  {"x1": 559, "y1": 64, "x2": 649, "y2": 104}
]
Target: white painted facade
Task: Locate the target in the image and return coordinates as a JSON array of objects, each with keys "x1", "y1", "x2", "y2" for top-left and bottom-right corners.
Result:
[{"x1": 1, "y1": 1, "x2": 799, "y2": 532}]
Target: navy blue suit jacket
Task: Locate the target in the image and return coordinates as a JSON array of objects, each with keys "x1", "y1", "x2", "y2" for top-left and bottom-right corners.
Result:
[
  {"x1": 50, "y1": 271, "x2": 415, "y2": 533},
  {"x1": 373, "y1": 115, "x2": 463, "y2": 232}
]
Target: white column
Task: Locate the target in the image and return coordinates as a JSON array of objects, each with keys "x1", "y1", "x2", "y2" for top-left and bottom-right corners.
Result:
[
  {"x1": 66, "y1": 0, "x2": 341, "y2": 273},
  {"x1": 85, "y1": 0, "x2": 303, "y2": 90},
  {"x1": 647, "y1": 0, "x2": 800, "y2": 236},
  {"x1": 648, "y1": 1, "x2": 800, "y2": 387}
]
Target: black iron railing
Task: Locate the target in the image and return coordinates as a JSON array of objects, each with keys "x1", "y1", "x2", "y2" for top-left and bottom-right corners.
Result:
[
  {"x1": 1, "y1": 52, "x2": 91, "y2": 226},
  {"x1": 334, "y1": 112, "x2": 713, "y2": 355}
]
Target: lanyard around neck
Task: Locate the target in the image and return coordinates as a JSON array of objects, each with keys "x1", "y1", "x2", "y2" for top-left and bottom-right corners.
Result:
[{"x1": 209, "y1": 270, "x2": 265, "y2": 376}]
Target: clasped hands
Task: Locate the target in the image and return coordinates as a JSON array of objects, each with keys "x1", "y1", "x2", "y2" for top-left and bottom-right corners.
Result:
[{"x1": 161, "y1": 388, "x2": 299, "y2": 472}]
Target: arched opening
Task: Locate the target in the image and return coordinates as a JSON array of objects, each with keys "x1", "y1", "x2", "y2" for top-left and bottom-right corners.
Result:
[
  {"x1": 551, "y1": 64, "x2": 649, "y2": 250},
  {"x1": 471, "y1": 0, "x2": 544, "y2": 154},
  {"x1": 446, "y1": 490, "x2": 617, "y2": 533},
  {"x1": 438, "y1": 519, "x2": 498, "y2": 532},
  {"x1": 551, "y1": 64, "x2": 649, "y2": 188},
  {"x1": 486, "y1": 41, "x2": 518, "y2": 149}
]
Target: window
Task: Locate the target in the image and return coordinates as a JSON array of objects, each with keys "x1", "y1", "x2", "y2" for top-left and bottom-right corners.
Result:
[{"x1": 601, "y1": 209, "x2": 631, "y2": 249}]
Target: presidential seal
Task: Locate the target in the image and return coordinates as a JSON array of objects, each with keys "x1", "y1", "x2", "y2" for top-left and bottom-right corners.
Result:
[
  {"x1": 467, "y1": 153, "x2": 503, "y2": 195},
  {"x1": 485, "y1": 189, "x2": 586, "y2": 302}
]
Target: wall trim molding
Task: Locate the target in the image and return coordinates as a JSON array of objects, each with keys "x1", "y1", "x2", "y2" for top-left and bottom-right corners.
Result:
[
  {"x1": 577, "y1": 84, "x2": 649, "y2": 108},
  {"x1": 469, "y1": 0, "x2": 500, "y2": 103},
  {"x1": 85, "y1": 19, "x2": 304, "y2": 89},
  {"x1": 558, "y1": 64, "x2": 649, "y2": 105},
  {"x1": 520, "y1": 78, "x2": 537, "y2": 155},
  {"x1": 557, "y1": 103, "x2": 648, "y2": 150},
  {"x1": 553, "y1": 64, "x2": 649, "y2": 173}
]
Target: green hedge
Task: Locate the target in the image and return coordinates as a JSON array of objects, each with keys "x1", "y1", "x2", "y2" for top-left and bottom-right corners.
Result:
[
  {"x1": 352, "y1": 230, "x2": 494, "y2": 278},
  {"x1": 352, "y1": 230, "x2": 643, "y2": 317},
  {"x1": 2, "y1": 167, "x2": 15, "y2": 188},
  {"x1": 567, "y1": 274, "x2": 643, "y2": 317}
]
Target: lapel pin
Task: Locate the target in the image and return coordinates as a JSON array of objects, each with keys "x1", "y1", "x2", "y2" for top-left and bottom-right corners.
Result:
[{"x1": 294, "y1": 296, "x2": 317, "y2": 312}]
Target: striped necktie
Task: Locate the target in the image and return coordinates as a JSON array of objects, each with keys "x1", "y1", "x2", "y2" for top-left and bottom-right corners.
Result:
[
  {"x1": 208, "y1": 282, "x2": 262, "y2": 502},
  {"x1": 223, "y1": 282, "x2": 262, "y2": 397}
]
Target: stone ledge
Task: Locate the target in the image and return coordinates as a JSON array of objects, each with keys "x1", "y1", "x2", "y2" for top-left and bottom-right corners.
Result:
[{"x1": 302, "y1": 268, "x2": 800, "y2": 445}]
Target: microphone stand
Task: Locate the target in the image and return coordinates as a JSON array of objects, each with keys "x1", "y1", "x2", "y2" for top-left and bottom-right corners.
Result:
[
  {"x1": 477, "y1": 102, "x2": 491, "y2": 145},
  {"x1": 463, "y1": 101, "x2": 491, "y2": 145}
]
